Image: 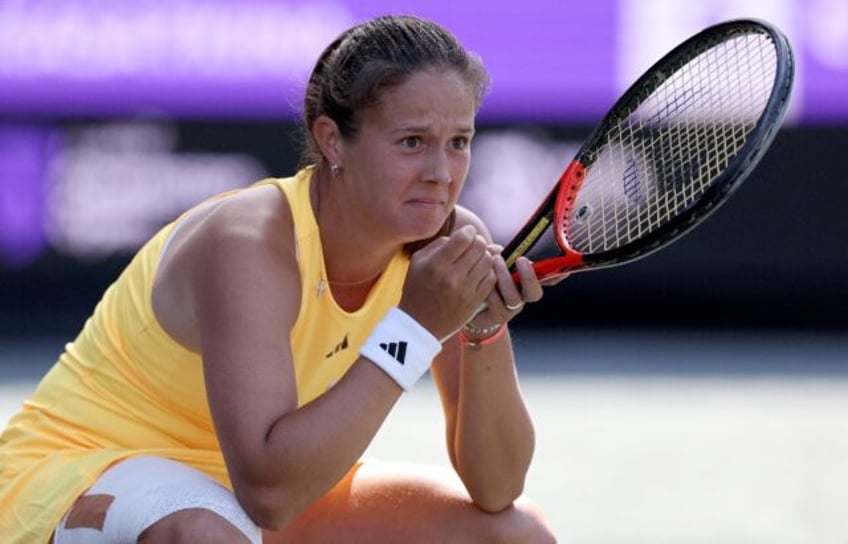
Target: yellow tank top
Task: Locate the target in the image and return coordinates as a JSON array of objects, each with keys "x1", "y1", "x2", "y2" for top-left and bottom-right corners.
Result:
[{"x1": 0, "y1": 167, "x2": 410, "y2": 544}]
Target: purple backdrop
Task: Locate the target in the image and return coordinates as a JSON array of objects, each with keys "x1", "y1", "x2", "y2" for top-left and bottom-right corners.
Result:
[{"x1": 1, "y1": 0, "x2": 843, "y2": 123}]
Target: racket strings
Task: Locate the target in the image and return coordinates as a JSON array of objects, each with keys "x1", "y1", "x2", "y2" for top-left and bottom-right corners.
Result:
[{"x1": 567, "y1": 32, "x2": 778, "y2": 254}]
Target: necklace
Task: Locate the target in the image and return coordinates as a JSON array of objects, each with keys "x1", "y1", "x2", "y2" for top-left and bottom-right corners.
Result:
[
  {"x1": 317, "y1": 270, "x2": 383, "y2": 298},
  {"x1": 327, "y1": 270, "x2": 384, "y2": 286}
]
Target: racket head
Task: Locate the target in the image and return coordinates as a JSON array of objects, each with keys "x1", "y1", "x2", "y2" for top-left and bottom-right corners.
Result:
[{"x1": 503, "y1": 18, "x2": 794, "y2": 280}]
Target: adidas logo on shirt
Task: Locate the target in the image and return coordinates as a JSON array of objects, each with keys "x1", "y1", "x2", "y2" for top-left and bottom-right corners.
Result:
[
  {"x1": 378, "y1": 341, "x2": 407, "y2": 365},
  {"x1": 325, "y1": 333, "x2": 349, "y2": 359}
]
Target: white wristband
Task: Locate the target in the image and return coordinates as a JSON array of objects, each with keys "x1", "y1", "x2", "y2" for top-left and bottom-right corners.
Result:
[{"x1": 360, "y1": 307, "x2": 442, "y2": 391}]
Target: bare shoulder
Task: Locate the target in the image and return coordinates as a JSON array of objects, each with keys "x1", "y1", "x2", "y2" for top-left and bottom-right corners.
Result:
[
  {"x1": 162, "y1": 183, "x2": 296, "y2": 278},
  {"x1": 153, "y1": 183, "x2": 299, "y2": 351},
  {"x1": 452, "y1": 204, "x2": 493, "y2": 242},
  {"x1": 203, "y1": 184, "x2": 293, "y2": 250}
]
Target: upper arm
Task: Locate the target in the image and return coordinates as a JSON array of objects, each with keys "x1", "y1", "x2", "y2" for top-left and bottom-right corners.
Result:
[
  {"x1": 186, "y1": 191, "x2": 303, "y2": 486},
  {"x1": 452, "y1": 204, "x2": 493, "y2": 244}
]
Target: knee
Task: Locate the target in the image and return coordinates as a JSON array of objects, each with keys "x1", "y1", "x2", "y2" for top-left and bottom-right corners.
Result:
[
  {"x1": 139, "y1": 508, "x2": 254, "y2": 544},
  {"x1": 478, "y1": 496, "x2": 558, "y2": 544}
]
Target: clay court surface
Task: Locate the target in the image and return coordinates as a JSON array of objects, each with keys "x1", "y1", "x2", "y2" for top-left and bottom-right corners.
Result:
[{"x1": 3, "y1": 329, "x2": 848, "y2": 543}]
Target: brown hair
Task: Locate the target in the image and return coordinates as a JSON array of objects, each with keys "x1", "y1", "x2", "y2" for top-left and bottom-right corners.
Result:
[
  {"x1": 300, "y1": 15, "x2": 489, "y2": 166},
  {"x1": 299, "y1": 15, "x2": 489, "y2": 252}
]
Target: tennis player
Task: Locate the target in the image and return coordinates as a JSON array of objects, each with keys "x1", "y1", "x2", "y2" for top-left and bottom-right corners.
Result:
[{"x1": 0, "y1": 15, "x2": 558, "y2": 543}]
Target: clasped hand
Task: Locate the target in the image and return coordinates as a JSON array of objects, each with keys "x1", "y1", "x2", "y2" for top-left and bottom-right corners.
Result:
[{"x1": 398, "y1": 225, "x2": 548, "y2": 340}]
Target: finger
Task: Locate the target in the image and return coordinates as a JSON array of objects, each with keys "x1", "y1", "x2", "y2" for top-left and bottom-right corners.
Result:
[
  {"x1": 410, "y1": 231, "x2": 451, "y2": 258},
  {"x1": 515, "y1": 257, "x2": 544, "y2": 302},
  {"x1": 451, "y1": 232, "x2": 492, "y2": 277},
  {"x1": 463, "y1": 243, "x2": 498, "y2": 295},
  {"x1": 492, "y1": 255, "x2": 523, "y2": 309},
  {"x1": 474, "y1": 267, "x2": 499, "y2": 302},
  {"x1": 411, "y1": 224, "x2": 475, "y2": 261},
  {"x1": 437, "y1": 225, "x2": 482, "y2": 263}
]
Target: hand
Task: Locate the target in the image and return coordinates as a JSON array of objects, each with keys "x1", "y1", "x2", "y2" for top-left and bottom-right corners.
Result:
[
  {"x1": 399, "y1": 225, "x2": 498, "y2": 340},
  {"x1": 465, "y1": 254, "x2": 570, "y2": 332},
  {"x1": 465, "y1": 255, "x2": 535, "y2": 328}
]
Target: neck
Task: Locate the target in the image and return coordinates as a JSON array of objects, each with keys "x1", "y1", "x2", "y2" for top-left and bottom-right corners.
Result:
[{"x1": 311, "y1": 167, "x2": 396, "y2": 287}]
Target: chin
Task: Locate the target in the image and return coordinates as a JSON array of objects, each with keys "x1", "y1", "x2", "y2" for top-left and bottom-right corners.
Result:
[
  {"x1": 403, "y1": 214, "x2": 454, "y2": 252},
  {"x1": 398, "y1": 201, "x2": 453, "y2": 233}
]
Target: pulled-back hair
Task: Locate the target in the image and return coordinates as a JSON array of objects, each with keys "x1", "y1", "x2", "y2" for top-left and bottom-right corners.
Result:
[{"x1": 299, "y1": 15, "x2": 490, "y2": 168}]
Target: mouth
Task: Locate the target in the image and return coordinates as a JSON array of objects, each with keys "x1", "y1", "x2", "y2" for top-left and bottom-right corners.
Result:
[{"x1": 406, "y1": 197, "x2": 446, "y2": 208}]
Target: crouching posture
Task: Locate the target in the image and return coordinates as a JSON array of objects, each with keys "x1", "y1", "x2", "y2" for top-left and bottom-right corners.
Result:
[{"x1": 0, "y1": 15, "x2": 559, "y2": 544}]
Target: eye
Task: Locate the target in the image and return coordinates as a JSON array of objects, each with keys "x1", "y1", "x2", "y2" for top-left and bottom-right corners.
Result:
[
  {"x1": 401, "y1": 136, "x2": 422, "y2": 149},
  {"x1": 451, "y1": 136, "x2": 470, "y2": 151}
]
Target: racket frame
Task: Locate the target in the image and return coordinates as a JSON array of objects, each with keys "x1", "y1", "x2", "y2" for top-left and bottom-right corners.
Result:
[{"x1": 501, "y1": 18, "x2": 795, "y2": 280}]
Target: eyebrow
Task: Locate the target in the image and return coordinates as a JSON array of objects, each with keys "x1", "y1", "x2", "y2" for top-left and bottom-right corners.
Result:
[{"x1": 390, "y1": 125, "x2": 476, "y2": 135}]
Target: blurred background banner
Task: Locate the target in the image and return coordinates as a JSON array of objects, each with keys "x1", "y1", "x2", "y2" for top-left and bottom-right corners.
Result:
[
  {"x1": 1, "y1": 0, "x2": 847, "y2": 335},
  {"x1": 1, "y1": 0, "x2": 847, "y2": 122}
]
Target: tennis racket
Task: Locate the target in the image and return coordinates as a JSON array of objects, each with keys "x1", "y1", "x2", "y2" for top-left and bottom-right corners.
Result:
[{"x1": 501, "y1": 18, "x2": 794, "y2": 283}]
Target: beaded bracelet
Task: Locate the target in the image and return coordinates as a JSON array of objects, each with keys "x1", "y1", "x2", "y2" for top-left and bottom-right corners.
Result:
[{"x1": 459, "y1": 322, "x2": 506, "y2": 350}]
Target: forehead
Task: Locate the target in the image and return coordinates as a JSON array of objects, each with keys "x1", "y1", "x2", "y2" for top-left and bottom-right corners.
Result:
[{"x1": 365, "y1": 69, "x2": 477, "y2": 128}]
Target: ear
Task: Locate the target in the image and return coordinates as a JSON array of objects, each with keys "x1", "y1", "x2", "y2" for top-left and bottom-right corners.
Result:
[{"x1": 311, "y1": 115, "x2": 344, "y2": 166}]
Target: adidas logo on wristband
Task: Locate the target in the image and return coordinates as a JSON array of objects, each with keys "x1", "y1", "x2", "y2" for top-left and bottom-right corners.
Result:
[
  {"x1": 378, "y1": 341, "x2": 407, "y2": 364},
  {"x1": 360, "y1": 308, "x2": 442, "y2": 391}
]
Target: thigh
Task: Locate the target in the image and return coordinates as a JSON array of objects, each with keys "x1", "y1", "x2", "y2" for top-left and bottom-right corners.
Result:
[
  {"x1": 264, "y1": 461, "x2": 557, "y2": 544},
  {"x1": 52, "y1": 456, "x2": 261, "y2": 544}
]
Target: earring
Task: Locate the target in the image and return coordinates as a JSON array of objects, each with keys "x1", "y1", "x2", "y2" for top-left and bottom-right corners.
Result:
[{"x1": 330, "y1": 163, "x2": 341, "y2": 177}]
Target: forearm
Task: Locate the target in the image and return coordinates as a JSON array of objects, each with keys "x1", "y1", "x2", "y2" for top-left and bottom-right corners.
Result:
[
  {"x1": 452, "y1": 328, "x2": 536, "y2": 511},
  {"x1": 234, "y1": 359, "x2": 402, "y2": 527},
  {"x1": 246, "y1": 306, "x2": 439, "y2": 524}
]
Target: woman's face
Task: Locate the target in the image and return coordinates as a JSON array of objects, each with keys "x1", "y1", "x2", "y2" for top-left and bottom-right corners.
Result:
[{"x1": 336, "y1": 68, "x2": 477, "y2": 246}]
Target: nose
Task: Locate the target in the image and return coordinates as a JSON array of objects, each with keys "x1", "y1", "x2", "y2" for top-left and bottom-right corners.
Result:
[{"x1": 428, "y1": 148, "x2": 452, "y2": 185}]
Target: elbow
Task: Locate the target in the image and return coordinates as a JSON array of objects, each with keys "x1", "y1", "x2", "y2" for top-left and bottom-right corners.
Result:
[
  {"x1": 472, "y1": 494, "x2": 519, "y2": 514},
  {"x1": 467, "y1": 480, "x2": 525, "y2": 514},
  {"x1": 235, "y1": 484, "x2": 304, "y2": 531},
  {"x1": 457, "y1": 457, "x2": 528, "y2": 513}
]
